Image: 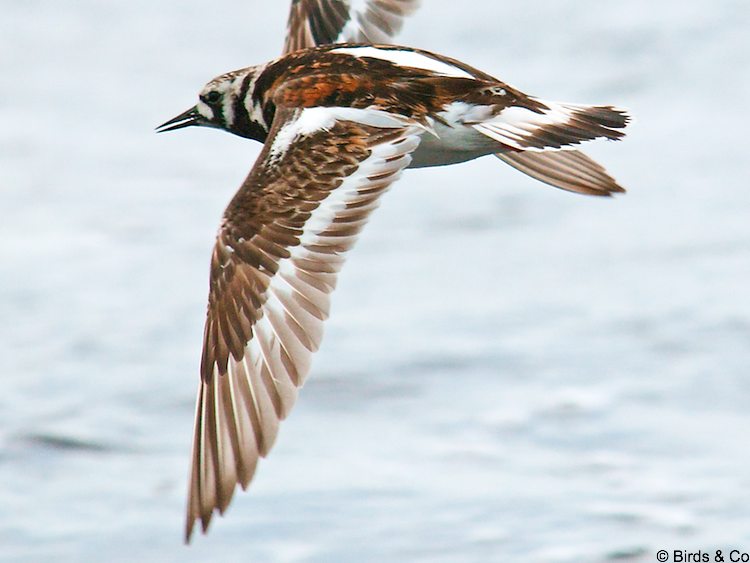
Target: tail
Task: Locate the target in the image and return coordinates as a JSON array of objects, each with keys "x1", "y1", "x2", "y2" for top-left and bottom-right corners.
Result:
[
  {"x1": 474, "y1": 100, "x2": 630, "y2": 151},
  {"x1": 473, "y1": 99, "x2": 630, "y2": 196}
]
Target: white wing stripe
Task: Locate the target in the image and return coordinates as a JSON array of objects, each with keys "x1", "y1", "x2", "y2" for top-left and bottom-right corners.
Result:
[
  {"x1": 271, "y1": 106, "x2": 418, "y2": 160},
  {"x1": 331, "y1": 45, "x2": 473, "y2": 79},
  {"x1": 277, "y1": 268, "x2": 330, "y2": 319}
]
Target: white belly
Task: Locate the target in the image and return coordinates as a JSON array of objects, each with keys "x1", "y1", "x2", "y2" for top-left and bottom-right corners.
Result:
[{"x1": 408, "y1": 104, "x2": 506, "y2": 169}]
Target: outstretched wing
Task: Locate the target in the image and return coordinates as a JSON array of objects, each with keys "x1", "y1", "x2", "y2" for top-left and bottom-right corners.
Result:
[
  {"x1": 185, "y1": 104, "x2": 423, "y2": 541},
  {"x1": 283, "y1": 0, "x2": 420, "y2": 54}
]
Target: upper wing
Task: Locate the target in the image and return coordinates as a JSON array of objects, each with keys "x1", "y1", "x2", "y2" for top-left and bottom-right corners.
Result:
[
  {"x1": 283, "y1": 0, "x2": 420, "y2": 54},
  {"x1": 186, "y1": 104, "x2": 423, "y2": 541}
]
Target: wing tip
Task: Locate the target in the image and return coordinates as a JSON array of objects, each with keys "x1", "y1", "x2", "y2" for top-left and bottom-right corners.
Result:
[
  {"x1": 184, "y1": 508, "x2": 207, "y2": 544},
  {"x1": 496, "y1": 150, "x2": 628, "y2": 197}
]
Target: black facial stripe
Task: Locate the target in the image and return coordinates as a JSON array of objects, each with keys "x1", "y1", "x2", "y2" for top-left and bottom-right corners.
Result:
[
  {"x1": 213, "y1": 105, "x2": 225, "y2": 126},
  {"x1": 232, "y1": 73, "x2": 255, "y2": 131},
  {"x1": 236, "y1": 120, "x2": 271, "y2": 143},
  {"x1": 262, "y1": 103, "x2": 276, "y2": 135}
]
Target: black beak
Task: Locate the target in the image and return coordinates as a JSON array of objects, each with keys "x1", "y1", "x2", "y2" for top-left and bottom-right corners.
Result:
[{"x1": 155, "y1": 106, "x2": 203, "y2": 133}]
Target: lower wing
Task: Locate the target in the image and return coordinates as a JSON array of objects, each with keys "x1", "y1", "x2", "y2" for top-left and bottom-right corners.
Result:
[{"x1": 186, "y1": 105, "x2": 425, "y2": 540}]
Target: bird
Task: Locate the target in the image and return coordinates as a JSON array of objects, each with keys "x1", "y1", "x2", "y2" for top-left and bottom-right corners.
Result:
[{"x1": 157, "y1": 1, "x2": 630, "y2": 542}]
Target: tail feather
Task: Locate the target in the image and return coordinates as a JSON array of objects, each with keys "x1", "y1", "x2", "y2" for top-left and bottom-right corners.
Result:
[
  {"x1": 475, "y1": 100, "x2": 630, "y2": 152},
  {"x1": 496, "y1": 149, "x2": 626, "y2": 197}
]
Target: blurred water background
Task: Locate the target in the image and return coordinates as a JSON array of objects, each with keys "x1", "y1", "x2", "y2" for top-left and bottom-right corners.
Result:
[{"x1": 1, "y1": 1, "x2": 749, "y2": 561}]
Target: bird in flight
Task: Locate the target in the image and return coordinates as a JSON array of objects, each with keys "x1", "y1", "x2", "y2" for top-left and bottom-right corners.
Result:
[{"x1": 157, "y1": 0, "x2": 630, "y2": 541}]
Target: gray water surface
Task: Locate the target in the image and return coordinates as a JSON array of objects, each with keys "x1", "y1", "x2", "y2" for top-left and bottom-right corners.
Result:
[{"x1": 1, "y1": 1, "x2": 749, "y2": 561}]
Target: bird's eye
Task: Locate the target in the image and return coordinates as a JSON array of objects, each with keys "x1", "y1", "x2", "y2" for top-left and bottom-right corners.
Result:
[{"x1": 203, "y1": 91, "x2": 221, "y2": 104}]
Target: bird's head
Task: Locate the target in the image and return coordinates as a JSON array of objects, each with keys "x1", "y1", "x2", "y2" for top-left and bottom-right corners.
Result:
[{"x1": 157, "y1": 65, "x2": 271, "y2": 143}]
